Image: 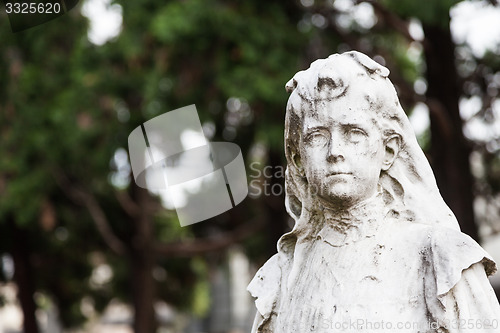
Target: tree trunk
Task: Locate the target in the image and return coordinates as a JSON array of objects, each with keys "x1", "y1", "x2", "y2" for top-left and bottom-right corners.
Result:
[
  {"x1": 131, "y1": 187, "x2": 157, "y2": 333},
  {"x1": 423, "y1": 23, "x2": 478, "y2": 241},
  {"x1": 10, "y1": 221, "x2": 40, "y2": 333},
  {"x1": 265, "y1": 150, "x2": 289, "y2": 256},
  {"x1": 131, "y1": 249, "x2": 156, "y2": 333}
]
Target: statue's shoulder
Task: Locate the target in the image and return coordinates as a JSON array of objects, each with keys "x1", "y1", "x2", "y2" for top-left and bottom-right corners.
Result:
[
  {"x1": 248, "y1": 254, "x2": 282, "y2": 293},
  {"x1": 413, "y1": 224, "x2": 495, "y2": 274},
  {"x1": 394, "y1": 222, "x2": 497, "y2": 295},
  {"x1": 426, "y1": 225, "x2": 496, "y2": 295},
  {"x1": 247, "y1": 253, "x2": 286, "y2": 320},
  {"x1": 381, "y1": 220, "x2": 436, "y2": 248}
]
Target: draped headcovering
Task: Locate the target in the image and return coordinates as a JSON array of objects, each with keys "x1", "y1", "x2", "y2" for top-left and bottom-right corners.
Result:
[{"x1": 280, "y1": 51, "x2": 460, "y2": 253}]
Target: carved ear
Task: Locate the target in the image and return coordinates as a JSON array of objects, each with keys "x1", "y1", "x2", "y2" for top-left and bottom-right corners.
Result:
[
  {"x1": 382, "y1": 134, "x2": 400, "y2": 171},
  {"x1": 292, "y1": 152, "x2": 304, "y2": 175}
]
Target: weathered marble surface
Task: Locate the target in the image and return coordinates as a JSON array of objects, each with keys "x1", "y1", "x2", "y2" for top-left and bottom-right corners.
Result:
[{"x1": 248, "y1": 51, "x2": 500, "y2": 332}]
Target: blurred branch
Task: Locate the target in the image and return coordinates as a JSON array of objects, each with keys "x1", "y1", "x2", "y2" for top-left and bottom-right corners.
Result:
[
  {"x1": 326, "y1": 22, "x2": 361, "y2": 50},
  {"x1": 363, "y1": 0, "x2": 414, "y2": 41},
  {"x1": 52, "y1": 170, "x2": 127, "y2": 255},
  {"x1": 154, "y1": 217, "x2": 265, "y2": 257},
  {"x1": 427, "y1": 98, "x2": 454, "y2": 141},
  {"x1": 115, "y1": 190, "x2": 141, "y2": 218},
  {"x1": 318, "y1": 0, "x2": 417, "y2": 44},
  {"x1": 317, "y1": 6, "x2": 360, "y2": 51},
  {"x1": 318, "y1": 1, "x2": 426, "y2": 107},
  {"x1": 356, "y1": 0, "x2": 430, "y2": 49}
]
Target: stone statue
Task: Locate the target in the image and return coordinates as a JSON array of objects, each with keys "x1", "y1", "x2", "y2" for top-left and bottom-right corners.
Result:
[{"x1": 248, "y1": 51, "x2": 500, "y2": 332}]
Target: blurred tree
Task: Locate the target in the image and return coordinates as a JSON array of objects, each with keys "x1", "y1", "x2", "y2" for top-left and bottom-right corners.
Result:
[
  {"x1": 1, "y1": 0, "x2": 500, "y2": 332},
  {"x1": 1, "y1": 0, "x2": 304, "y2": 331}
]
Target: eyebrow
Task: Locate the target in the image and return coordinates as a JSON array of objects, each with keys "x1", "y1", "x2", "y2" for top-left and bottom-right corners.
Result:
[
  {"x1": 304, "y1": 125, "x2": 328, "y2": 133},
  {"x1": 342, "y1": 122, "x2": 368, "y2": 131},
  {"x1": 304, "y1": 122, "x2": 368, "y2": 133}
]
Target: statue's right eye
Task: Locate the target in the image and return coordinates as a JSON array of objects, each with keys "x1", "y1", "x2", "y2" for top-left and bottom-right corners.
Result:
[{"x1": 304, "y1": 131, "x2": 328, "y2": 146}]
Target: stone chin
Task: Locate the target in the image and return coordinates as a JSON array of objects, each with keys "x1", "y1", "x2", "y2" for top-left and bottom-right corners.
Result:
[{"x1": 314, "y1": 182, "x2": 363, "y2": 210}]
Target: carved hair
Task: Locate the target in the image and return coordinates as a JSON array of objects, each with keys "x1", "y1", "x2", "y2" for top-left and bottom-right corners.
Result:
[{"x1": 279, "y1": 51, "x2": 459, "y2": 252}]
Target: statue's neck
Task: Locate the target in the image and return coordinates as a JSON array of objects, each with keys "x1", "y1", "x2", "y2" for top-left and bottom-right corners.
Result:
[
  {"x1": 323, "y1": 192, "x2": 381, "y2": 221},
  {"x1": 318, "y1": 193, "x2": 385, "y2": 247}
]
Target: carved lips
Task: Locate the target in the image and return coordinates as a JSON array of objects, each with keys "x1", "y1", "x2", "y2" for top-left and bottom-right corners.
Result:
[{"x1": 326, "y1": 171, "x2": 352, "y2": 176}]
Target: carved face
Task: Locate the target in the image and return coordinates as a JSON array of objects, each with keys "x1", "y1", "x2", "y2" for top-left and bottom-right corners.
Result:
[{"x1": 298, "y1": 98, "x2": 390, "y2": 209}]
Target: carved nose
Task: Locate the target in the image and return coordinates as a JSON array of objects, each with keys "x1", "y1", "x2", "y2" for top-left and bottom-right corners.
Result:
[
  {"x1": 327, "y1": 140, "x2": 345, "y2": 163},
  {"x1": 327, "y1": 153, "x2": 344, "y2": 163}
]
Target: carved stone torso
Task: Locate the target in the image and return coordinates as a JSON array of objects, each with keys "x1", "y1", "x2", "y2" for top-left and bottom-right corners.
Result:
[
  {"x1": 251, "y1": 213, "x2": 497, "y2": 333},
  {"x1": 277, "y1": 221, "x2": 438, "y2": 333}
]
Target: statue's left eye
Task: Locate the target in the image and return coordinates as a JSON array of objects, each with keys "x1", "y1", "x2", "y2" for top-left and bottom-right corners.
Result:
[{"x1": 346, "y1": 128, "x2": 367, "y2": 142}]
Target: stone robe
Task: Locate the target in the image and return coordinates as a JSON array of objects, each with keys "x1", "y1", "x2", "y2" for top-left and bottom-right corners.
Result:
[{"x1": 248, "y1": 198, "x2": 500, "y2": 333}]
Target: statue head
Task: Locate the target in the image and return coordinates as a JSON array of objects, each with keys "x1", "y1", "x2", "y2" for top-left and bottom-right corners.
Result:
[{"x1": 280, "y1": 51, "x2": 459, "y2": 249}]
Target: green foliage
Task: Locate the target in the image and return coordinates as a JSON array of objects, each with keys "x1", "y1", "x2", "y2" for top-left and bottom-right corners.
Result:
[
  {"x1": 0, "y1": 7, "x2": 123, "y2": 327},
  {"x1": 190, "y1": 257, "x2": 210, "y2": 317},
  {"x1": 149, "y1": 0, "x2": 303, "y2": 149},
  {"x1": 382, "y1": 0, "x2": 461, "y2": 26}
]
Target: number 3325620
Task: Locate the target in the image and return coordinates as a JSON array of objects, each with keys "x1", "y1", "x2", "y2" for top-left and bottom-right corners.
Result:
[{"x1": 5, "y1": 2, "x2": 61, "y2": 14}]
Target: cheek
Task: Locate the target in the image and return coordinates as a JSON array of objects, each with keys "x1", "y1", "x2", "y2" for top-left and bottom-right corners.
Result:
[
  {"x1": 351, "y1": 145, "x2": 380, "y2": 164},
  {"x1": 353, "y1": 147, "x2": 384, "y2": 180},
  {"x1": 302, "y1": 158, "x2": 323, "y2": 179},
  {"x1": 308, "y1": 168, "x2": 324, "y2": 181},
  {"x1": 356, "y1": 140, "x2": 384, "y2": 161}
]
